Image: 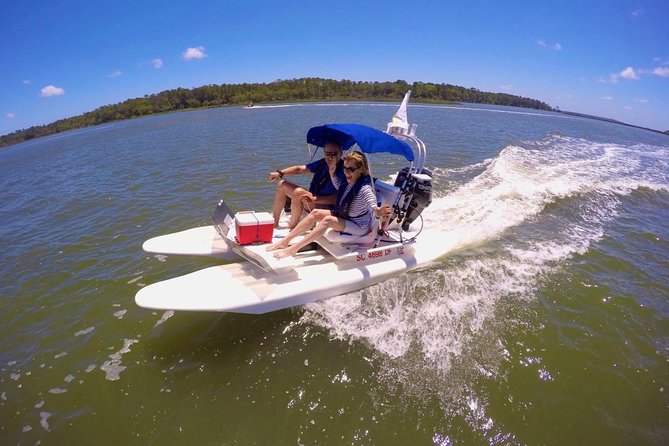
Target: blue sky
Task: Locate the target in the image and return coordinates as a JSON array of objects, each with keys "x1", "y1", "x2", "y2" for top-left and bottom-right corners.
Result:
[{"x1": 2, "y1": 0, "x2": 668, "y2": 136}]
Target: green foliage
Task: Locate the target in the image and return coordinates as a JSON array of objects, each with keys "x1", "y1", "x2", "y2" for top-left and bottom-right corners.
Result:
[{"x1": 1, "y1": 78, "x2": 554, "y2": 148}]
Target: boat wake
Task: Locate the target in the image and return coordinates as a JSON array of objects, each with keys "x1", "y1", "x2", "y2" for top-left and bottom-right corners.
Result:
[{"x1": 300, "y1": 134, "x2": 669, "y2": 420}]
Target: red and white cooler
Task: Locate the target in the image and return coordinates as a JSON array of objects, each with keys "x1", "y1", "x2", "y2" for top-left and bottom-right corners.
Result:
[{"x1": 234, "y1": 211, "x2": 274, "y2": 245}]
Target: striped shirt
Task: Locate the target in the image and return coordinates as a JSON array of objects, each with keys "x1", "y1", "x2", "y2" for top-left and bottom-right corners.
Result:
[{"x1": 332, "y1": 175, "x2": 377, "y2": 229}]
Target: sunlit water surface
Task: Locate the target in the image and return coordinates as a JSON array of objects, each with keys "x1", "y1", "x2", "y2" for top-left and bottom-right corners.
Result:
[{"x1": 1, "y1": 103, "x2": 667, "y2": 445}]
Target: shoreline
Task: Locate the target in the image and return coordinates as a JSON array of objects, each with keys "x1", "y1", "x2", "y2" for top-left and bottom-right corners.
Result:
[
  {"x1": 2, "y1": 99, "x2": 666, "y2": 150},
  {"x1": 557, "y1": 110, "x2": 668, "y2": 136}
]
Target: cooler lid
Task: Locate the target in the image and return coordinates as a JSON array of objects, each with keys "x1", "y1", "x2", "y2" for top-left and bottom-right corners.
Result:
[
  {"x1": 235, "y1": 212, "x2": 258, "y2": 226},
  {"x1": 253, "y1": 211, "x2": 273, "y2": 224}
]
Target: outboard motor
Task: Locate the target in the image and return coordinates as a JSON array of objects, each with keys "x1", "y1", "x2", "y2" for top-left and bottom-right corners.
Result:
[{"x1": 394, "y1": 167, "x2": 433, "y2": 231}]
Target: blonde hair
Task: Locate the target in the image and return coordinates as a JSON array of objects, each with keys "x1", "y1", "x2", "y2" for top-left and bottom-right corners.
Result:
[{"x1": 344, "y1": 151, "x2": 370, "y2": 176}]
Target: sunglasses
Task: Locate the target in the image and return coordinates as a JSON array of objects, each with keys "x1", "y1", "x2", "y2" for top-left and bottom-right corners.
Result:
[
  {"x1": 324, "y1": 151, "x2": 340, "y2": 157},
  {"x1": 343, "y1": 165, "x2": 361, "y2": 173}
]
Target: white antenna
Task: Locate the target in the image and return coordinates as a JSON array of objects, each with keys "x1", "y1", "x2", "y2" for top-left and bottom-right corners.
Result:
[
  {"x1": 386, "y1": 90, "x2": 416, "y2": 136},
  {"x1": 385, "y1": 90, "x2": 427, "y2": 171}
]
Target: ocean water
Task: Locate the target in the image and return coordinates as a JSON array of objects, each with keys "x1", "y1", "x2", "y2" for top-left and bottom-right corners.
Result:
[{"x1": 0, "y1": 103, "x2": 667, "y2": 445}]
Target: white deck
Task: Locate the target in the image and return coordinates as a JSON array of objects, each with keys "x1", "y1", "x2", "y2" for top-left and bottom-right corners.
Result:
[
  {"x1": 142, "y1": 226, "x2": 237, "y2": 259},
  {"x1": 135, "y1": 228, "x2": 451, "y2": 314}
]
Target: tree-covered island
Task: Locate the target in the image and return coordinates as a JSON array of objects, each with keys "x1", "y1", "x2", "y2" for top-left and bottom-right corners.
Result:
[{"x1": 1, "y1": 78, "x2": 556, "y2": 148}]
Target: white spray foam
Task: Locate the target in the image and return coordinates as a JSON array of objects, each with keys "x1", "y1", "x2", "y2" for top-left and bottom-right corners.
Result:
[
  {"x1": 100, "y1": 339, "x2": 139, "y2": 381},
  {"x1": 74, "y1": 326, "x2": 95, "y2": 337},
  {"x1": 154, "y1": 310, "x2": 174, "y2": 327},
  {"x1": 39, "y1": 412, "x2": 51, "y2": 431},
  {"x1": 303, "y1": 135, "x2": 668, "y2": 393},
  {"x1": 416, "y1": 137, "x2": 669, "y2": 293},
  {"x1": 127, "y1": 274, "x2": 143, "y2": 285}
]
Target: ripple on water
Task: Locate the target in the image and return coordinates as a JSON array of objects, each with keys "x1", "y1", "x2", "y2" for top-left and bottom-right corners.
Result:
[{"x1": 74, "y1": 326, "x2": 95, "y2": 337}]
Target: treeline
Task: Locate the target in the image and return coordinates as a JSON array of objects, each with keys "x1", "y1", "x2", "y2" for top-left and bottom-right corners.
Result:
[{"x1": 1, "y1": 78, "x2": 553, "y2": 148}]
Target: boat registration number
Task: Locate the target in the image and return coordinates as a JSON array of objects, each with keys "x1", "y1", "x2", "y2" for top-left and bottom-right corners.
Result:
[{"x1": 356, "y1": 246, "x2": 404, "y2": 262}]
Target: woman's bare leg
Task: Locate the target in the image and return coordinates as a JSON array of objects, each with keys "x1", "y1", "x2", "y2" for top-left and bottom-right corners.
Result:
[
  {"x1": 266, "y1": 209, "x2": 328, "y2": 251},
  {"x1": 273, "y1": 215, "x2": 346, "y2": 259}
]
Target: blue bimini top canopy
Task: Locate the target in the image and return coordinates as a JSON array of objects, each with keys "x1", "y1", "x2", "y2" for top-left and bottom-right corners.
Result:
[{"x1": 307, "y1": 123, "x2": 414, "y2": 162}]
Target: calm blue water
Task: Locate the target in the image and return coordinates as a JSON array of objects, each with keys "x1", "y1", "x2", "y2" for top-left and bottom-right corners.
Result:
[{"x1": 1, "y1": 103, "x2": 668, "y2": 445}]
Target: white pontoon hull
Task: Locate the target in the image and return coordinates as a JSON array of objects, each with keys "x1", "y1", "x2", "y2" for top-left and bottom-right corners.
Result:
[
  {"x1": 142, "y1": 226, "x2": 238, "y2": 259},
  {"x1": 135, "y1": 229, "x2": 450, "y2": 313}
]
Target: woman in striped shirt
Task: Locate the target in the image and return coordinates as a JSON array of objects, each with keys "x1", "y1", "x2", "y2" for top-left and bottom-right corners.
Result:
[{"x1": 266, "y1": 151, "x2": 391, "y2": 259}]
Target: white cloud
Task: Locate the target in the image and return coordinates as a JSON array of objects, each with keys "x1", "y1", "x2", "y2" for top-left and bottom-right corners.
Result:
[
  {"x1": 620, "y1": 66, "x2": 638, "y2": 80},
  {"x1": 40, "y1": 85, "x2": 65, "y2": 97},
  {"x1": 599, "y1": 73, "x2": 619, "y2": 84},
  {"x1": 22, "y1": 79, "x2": 31, "y2": 85},
  {"x1": 183, "y1": 46, "x2": 207, "y2": 60},
  {"x1": 635, "y1": 98, "x2": 649, "y2": 103},
  {"x1": 140, "y1": 58, "x2": 164, "y2": 69},
  {"x1": 6, "y1": 112, "x2": 16, "y2": 119},
  {"x1": 624, "y1": 105, "x2": 633, "y2": 110},
  {"x1": 499, "y1": 84, "x2": 513, "y2": 91},
  {"x1": 602, "y1": 63, "x2": 669, "y2": 82},
  {"x1": 537, "y1": 40, "x2": 561, "y2": 51},
  {"x1": 631, "y1": 8, "x2": 645, "y2": 17},
  {"x1": 601, "y1": 96, "x2": 613, "y2": 101},
  {"x1": 652, "y1": 66, "x2": 669, "y2": 77},
  {"x1": 108, "y1": 70, "x2": 123, "y2": 78}
]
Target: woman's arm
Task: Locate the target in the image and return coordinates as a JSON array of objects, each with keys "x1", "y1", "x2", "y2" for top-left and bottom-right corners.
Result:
[{"x1": 330, "y1": 170, "x2": 342, "y2": 190}]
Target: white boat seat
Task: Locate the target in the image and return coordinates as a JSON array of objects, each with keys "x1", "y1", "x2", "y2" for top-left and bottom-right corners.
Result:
[
  {"x1": 323, "y1": 219, "x2": 380, "y2": 245},
  {"x1": 320, "y1": 180, "x2": 399, "y2": 247},
  {"x1": 375, "y1": 180, "x2": 401, "y2": 207}
]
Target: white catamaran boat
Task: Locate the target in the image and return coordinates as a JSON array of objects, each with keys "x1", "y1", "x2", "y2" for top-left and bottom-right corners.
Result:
[{"x1": 136, "y1": 91, "x2": 450, "y2": 313}]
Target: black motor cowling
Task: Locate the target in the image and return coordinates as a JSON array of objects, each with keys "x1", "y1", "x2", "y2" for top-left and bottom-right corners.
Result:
[{"x1": 393, "y1": 167, "x2": 433, "y2": 230}]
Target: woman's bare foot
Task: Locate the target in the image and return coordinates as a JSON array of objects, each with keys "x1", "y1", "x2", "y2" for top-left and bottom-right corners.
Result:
[
  {"x1": 273, "y1": 245, "x2": 298, "y2": 259},
  {"x1": 265, "y1": 240, "x2": 289, "y2": 251}
]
